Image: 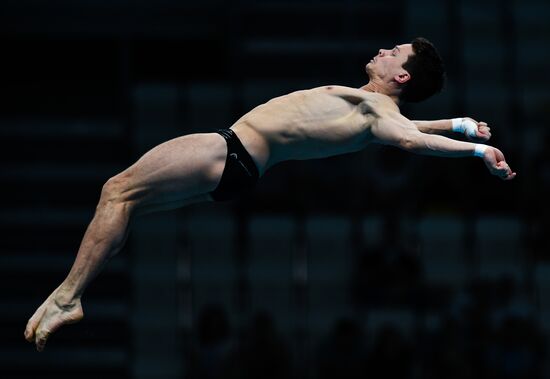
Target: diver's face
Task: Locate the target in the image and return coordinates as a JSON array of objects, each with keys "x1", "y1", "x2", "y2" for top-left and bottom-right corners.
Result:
[{"x1": 366, "y1": 43, "x2": 413, "y2": 81}]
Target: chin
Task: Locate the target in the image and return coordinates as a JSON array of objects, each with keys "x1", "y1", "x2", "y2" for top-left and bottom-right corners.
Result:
[{"x1": 365, "y1": 63, "x2": 373, "y2": 76}]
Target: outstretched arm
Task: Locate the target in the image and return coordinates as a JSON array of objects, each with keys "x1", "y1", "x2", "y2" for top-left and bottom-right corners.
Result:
[
  {"x1": 411, "y1": 119, "x2": 452, "y2": 134},
  {"x1": 372, "y1": 111, "x2": 516, "y2": 180},
  {"x1": 412, "y1": 117, "x2": 492, "y2": 142}
]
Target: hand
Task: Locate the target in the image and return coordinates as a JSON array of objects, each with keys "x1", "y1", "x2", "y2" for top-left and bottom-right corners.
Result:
[
  {"x1": 463, "y1": 117, "x2": 491, "y2": 142},
  {"x1": 481, "y1": 146, "x2": 517, "y2": 180},
  {"x1": 24, "y1": 287, "x2": 84, "y2": 352}
]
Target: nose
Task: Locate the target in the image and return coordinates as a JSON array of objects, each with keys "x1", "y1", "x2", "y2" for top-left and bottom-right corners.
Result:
[{"x1": 378, "y1": 49, "x2": 384, "y2": 56}]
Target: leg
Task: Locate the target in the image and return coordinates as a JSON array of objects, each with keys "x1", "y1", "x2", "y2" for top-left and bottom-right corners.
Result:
[{"x1": 24, "y1": 132, "x2": 227, "y2": 351}]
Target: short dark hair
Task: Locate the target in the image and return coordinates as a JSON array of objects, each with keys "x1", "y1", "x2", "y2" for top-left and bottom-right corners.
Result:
[{"x1": 399, "y1": 37, "x2": 445, "y2": 103}]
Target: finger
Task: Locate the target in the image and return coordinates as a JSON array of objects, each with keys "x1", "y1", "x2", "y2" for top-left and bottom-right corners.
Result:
[
  {"x1": 500, "y1": 166, "x2": 512, "y2": 178},
  {"x1": 496, "y1": 163, "x2": 510, "y2": 173},
  {"x1": 474, "y1": 132, "x2": 491, "y2": 142},
  {"x1": 502, "y1": 172, "x2": 516, "y2": 180},
  {"x1": 497, "y1": 161, "x2": 510, "y2": 169},
  {"x1": 492, "y1": 164, "x2": 509, "y2": 177}
]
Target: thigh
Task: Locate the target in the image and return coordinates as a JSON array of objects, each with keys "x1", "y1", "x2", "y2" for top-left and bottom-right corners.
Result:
[
  {"x1": 114, "y1": 132, "x2": 227, "y2": 210},
  {"x1": 135, "y1": 193, "x2": 214, "y2": 216}
]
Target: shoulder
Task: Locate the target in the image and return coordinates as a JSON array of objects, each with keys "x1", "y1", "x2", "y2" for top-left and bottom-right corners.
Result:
[
  {"x1": 360, "y1": 92, "x2": 400, "y2": 115},
  {"x1": 310, "y1": 85, "x2": 400, "y2": 113}
]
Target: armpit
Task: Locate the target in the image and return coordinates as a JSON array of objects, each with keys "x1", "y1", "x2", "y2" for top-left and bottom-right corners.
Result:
[
  {"x1": 337, "y1": 93, "x2": 367, "y2": 105},
  {"x1": 333, "y1": 93, "x2": 381, "y2": 119},
  {"x1": 358, "y1": 99, "x2": 380, "y2": 117}
]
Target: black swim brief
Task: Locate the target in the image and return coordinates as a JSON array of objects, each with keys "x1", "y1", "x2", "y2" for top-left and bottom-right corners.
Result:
[{"x1": 210, "y1": 129, "x2": 260, "y2": 201}]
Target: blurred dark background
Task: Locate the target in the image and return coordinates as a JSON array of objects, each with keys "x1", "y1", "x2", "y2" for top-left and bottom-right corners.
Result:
[{"x1": 1, "y1": 0, "x2": 549, "y2": 378}]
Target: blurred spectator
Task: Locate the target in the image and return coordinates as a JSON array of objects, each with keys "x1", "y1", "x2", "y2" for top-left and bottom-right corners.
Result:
[
  {"x1": 352, "y1": 213, "x2": 423, "y2": 307},
  {"x1": 531, "y1": 133, "x2": 550, "y2": 260},
  {"x1": 222, "y1": 310, "x2": 291, "y2": 379},
  {"x1": 428, "y1": 275, "x2": 545, "y2": 379},
  {"x1": 459, "y1": 278, "x2": 494, "y2": 378},
  {"x1": 421, "y1": 313, "x2": 474, "y2": 379},
  {"x1": 351, "y1": 245, "x2": 422, "y2": 308},
  {"x1": 316, "y1": 317, "x2": 368, "y2": 379},
  {"x1": 387, "y1": 247, "x2": 423, "y2": 305},
  {"x1": 185, "y1": 304, "x2": 232, "y2": 379},
  {"x1": 486, "y1": 316, "x2": 546, "y2": 379},
  {"x1": 351, "y1": 246, "x2": 388, "y2": 306},
  {"x1": 489, "y1": 275, "x2": 535, "y2": 328},
  {"x1": 484, "y1": 275, "x2": 545, "y2": 378},
  {"x1": 367, "y1": 323, "x2": 414, "y2": 379}
]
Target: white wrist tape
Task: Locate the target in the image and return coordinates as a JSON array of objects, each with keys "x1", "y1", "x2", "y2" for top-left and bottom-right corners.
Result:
[
  {"x1": 452, "y1": 118, "x2": 478, "y2": 137},
  {"x1": 473, "y1": 144, "x2": 487, "y2": 158}
]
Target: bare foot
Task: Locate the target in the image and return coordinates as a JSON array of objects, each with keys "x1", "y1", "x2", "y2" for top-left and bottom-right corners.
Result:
[{"x1": 24, "y1": 288, "x2": 84, "y2": 352}]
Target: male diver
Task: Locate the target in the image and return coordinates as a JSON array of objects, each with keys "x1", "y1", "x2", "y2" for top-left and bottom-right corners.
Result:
[{"x1": 25, "y1": 37, "x2": 515, "y2": 351}]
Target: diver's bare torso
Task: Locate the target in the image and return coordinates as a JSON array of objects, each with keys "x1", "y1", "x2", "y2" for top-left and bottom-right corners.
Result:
[{"x1": 229, "y1": 85, "x2": 399, "y2": 176}]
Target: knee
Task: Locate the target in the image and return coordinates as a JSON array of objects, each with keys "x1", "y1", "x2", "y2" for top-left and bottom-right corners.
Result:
[{"x1": 99, "y1": 174, "x2": 131, "y2": 206}]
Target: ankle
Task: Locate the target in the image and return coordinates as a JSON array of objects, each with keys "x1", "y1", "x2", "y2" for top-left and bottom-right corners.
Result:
[{"x1": 54, "y1": 286, "x2": 80, "y2": 307}]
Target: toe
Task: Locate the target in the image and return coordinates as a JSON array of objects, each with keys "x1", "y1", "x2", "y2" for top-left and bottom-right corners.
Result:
[
  {"x1": 24, "y1": 328, "x2": 32, "y2": 342},
  {"x1": 24, "y1": 321, "x2": 37, "y2": 342},
  {"x1": 36, "y1": 331, "x2": 49, "y2": 352}
]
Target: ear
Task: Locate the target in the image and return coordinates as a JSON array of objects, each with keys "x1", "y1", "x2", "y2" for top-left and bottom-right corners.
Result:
[{"x1": 394, "y1": 71, "x2": 411, "y2": 84}]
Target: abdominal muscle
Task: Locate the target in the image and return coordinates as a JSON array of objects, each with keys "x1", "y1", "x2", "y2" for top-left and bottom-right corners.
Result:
[{"x1": 230, "y1": 85, "x2": 381, "y2": 176}]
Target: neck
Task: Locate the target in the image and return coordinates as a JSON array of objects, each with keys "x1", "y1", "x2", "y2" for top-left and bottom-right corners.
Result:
[{"x1": 360, "y1": 81, "x2": 400, "y2": 105}]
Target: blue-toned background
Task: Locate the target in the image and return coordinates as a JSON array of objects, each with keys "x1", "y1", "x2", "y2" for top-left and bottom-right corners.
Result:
[{"x1": 1, "y1": 0, "x2": 549, "y2": 378}]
